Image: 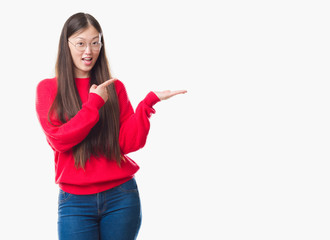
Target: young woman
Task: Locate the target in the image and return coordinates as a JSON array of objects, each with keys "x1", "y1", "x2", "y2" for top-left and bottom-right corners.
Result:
[{"x1": 36, "y1": 12, "x2": 186, "y2": 240}]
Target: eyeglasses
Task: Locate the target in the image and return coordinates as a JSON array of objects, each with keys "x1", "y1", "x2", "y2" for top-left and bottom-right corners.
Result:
[
  {"x1": 68, "y1": 33, "x2": 103, "y2": 52},
  {"x1": 68, "y1": 37, "x2": 103, "y2": 52}
]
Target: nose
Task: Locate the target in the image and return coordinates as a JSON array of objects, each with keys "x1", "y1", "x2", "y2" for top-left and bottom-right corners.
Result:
[{"x1": 84, "y1": 43, "x2": 92, "y2": 54}]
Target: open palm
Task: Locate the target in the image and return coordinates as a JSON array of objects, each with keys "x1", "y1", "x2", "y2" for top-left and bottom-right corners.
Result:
[{"x1": 153, "y1": 90, "x2": 187, "y2": 101}]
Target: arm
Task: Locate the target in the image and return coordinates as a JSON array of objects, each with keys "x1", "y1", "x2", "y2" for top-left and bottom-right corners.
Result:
[
  {"x1": 35, "y1": 79, "x2": 113, "y2": 153},
  {"x1": 116, "y1": 81, "x2": 160, "y2": 154},
  {"x1": 117, "y1": 81, "x2": 187, "y2": 154}
]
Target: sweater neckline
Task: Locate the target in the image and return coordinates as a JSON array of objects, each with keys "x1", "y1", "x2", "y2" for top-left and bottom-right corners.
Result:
[{"x1": 75, "y1": 77, "x2": 90, "y2": 81}]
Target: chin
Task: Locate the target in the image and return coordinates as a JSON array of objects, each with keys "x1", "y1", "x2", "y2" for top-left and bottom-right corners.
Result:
[{"x1": 80, "y1": 65, "x2": 94, "y2": 73}]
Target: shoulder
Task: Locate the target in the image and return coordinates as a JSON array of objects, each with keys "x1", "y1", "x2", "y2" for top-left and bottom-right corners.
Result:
[
  {"x1": 36, "y1": 77, "x2": 57, "y2": 93},
  {"x1": 36, "y1": 78, "x2": 57, "y2": 109},
  {"x1": 114, "y1": 79, "x2": 125, "y2": 90},
  {"x1": 114, "y1": 79, "x2": 128, "y2": 95},
  {"x1": 114, "y1": 79, "x2": 131, "y2": 105}
]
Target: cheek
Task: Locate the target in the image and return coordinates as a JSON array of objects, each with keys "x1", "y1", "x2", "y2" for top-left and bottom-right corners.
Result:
[
  {"x1": 72, "y1": 53, "x2": 82, "y2": 66},
  {"x1": 93, "y1": 53, "x2": 100, "y2": 63},
  {"x1": 68, "y1": 48, "x2": 80, "y2": 66}
]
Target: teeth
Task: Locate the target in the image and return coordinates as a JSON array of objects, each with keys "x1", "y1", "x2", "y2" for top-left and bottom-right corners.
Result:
[{"x1": 83, "y1": 58, "x2": 92, "y2": 61}]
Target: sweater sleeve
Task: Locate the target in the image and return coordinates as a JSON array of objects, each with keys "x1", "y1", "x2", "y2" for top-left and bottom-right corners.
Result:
[
  {"x1": 116, "y1": 80, "x2": 160, "y2": 154},
  {"x1": 35, "y1": 79, "x2": 105, "y2": 153}
]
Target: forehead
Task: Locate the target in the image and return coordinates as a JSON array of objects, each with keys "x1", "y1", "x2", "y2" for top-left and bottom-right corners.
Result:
[{"x1": 70, "y1": 25, "x2": 100, "y2": 40}]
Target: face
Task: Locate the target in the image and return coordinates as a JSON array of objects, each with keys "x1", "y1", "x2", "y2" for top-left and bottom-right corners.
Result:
[{"x1": 68, "y1": 25, "x2": 102, "y2": 78}]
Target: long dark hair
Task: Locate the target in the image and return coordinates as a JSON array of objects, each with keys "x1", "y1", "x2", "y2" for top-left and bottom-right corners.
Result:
[{"x1": 48, "y1": 12, "x2": 121, "y2": 168}]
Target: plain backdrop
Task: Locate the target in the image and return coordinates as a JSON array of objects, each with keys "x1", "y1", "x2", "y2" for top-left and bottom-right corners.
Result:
[{"x1": 1, "y1": 0, "x2": 330, "y2": 239}]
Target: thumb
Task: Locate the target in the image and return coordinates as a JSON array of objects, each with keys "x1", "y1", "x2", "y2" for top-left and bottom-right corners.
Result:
[{"x1": 89, "y1": 84, "x2": 97, "y2": 92}]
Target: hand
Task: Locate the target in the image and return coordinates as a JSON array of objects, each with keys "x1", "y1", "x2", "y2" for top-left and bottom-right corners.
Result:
[
  {"x1": 153, "y1": 90, "x2": 187, "y2": 101},
  {"x1": 89, "y1": 78, "x2": 117, "y2": 102}
]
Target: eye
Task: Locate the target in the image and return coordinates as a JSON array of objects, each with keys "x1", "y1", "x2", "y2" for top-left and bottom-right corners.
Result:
[
  {"x1": 76, "y1": 42, "x2": 85, "y2": 47},
  {"x1": 92, "y1": 41, "x2": 99, "y2": 46}
]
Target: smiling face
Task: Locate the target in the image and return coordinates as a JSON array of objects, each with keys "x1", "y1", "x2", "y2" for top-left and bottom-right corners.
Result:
[{"x1": 68, "y1": 25, "x2": 102, "y2": 78}]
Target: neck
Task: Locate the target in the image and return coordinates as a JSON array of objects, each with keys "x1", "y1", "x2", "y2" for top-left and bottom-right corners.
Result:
[{"x1": 74, "y1": 68, "x2": 90, "y2": 78}]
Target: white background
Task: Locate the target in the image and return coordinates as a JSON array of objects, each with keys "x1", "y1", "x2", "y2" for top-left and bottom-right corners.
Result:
[{"x1": 1, "y1": 0, "x2": 330, "y2": 239}]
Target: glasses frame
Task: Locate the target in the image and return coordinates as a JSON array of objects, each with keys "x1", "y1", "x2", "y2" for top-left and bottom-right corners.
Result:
[{"x1": 68, "y1": 33, "x2": 103, "y2": 52}]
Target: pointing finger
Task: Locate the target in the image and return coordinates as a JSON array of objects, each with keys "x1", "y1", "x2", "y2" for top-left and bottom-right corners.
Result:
[{"x1": 100, "y1": 78, "x2": 117, "y2": 88}]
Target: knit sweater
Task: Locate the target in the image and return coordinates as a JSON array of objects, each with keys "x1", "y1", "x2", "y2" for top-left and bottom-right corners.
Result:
[{"x1": 36, "y1": 77, "x2": 160, "y2": 194}]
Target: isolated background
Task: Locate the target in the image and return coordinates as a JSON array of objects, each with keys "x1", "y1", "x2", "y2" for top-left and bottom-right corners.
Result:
[{"x1": 1, "y1": 0, "x2": 329, "y2": 239}]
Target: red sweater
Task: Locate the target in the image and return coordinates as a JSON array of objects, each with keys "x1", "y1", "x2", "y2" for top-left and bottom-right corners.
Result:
[{"x1": 36, "y1": 77, "x2": 160, "y2": 194}]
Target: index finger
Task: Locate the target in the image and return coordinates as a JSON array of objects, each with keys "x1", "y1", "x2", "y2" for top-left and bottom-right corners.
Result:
[{"x1": 100, "y1": 78, "x2": 117, "y2": 87}]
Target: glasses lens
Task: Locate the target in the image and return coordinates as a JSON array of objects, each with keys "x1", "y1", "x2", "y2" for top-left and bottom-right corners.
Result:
[
  {"x1": 91, "y1": 42, "x2": 102, "y2": 51},
  {"x1": 71, "y1": 41, "x2": 102, "y2": 52}
]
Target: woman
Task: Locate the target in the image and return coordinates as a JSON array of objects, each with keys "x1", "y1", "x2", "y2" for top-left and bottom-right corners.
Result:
[{"x1": 36, "y1": 12, "x2": 186, "y2": 240}]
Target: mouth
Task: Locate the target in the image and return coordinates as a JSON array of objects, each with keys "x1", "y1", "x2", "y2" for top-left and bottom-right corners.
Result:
[{"x1": 82, "y1": 57, "x2": 93, "y2": 65}]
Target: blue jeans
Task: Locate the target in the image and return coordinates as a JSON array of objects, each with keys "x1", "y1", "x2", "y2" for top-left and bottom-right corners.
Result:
[{"x1": 58, "y1": 178, "x2": 142, "y2": 240}]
